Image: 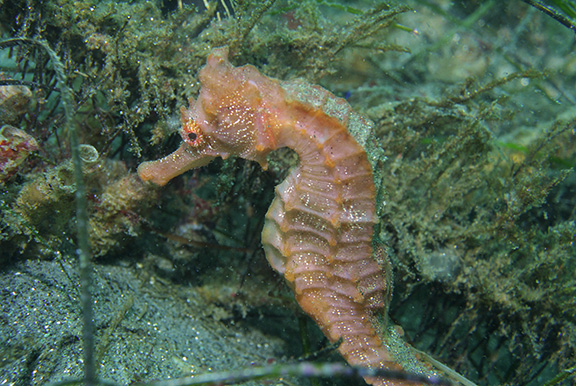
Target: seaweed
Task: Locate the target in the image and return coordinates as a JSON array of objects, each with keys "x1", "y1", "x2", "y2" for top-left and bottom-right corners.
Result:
[
  {"x1": 367, "y1": 71, "x2": 575, "y2": 384},
  {"x1": 521, "y1": 0, "x2": 576, "y2": 33}
]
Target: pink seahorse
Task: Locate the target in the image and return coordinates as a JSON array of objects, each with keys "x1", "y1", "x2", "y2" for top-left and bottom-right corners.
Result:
[{"x1": 138, "y1": 47, "x2": 439, "y2": 386}]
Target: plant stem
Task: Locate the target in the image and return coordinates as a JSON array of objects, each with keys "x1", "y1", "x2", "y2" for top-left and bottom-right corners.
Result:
[{"x1": 0, "y1": 37, "x2": 97, "y2": 386}]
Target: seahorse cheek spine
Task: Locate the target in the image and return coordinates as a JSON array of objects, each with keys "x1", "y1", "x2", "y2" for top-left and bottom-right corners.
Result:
[{"x1": 138, "y1": 47, "x2": 432, "y2": 386}]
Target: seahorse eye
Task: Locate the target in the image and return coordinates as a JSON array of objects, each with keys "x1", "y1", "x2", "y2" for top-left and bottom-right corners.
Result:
[{"x1": 182, "y1": 119, "x2": 204, "y2": 148}]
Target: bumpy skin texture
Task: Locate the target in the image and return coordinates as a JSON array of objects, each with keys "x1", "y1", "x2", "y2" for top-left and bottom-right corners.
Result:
[{"x1": 138, "y1": 48, "x2": 430, "y2": 386}]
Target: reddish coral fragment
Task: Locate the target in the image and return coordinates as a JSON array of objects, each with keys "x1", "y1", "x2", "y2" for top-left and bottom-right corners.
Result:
[{"x1": 0, "y1": 125, "x2": 38, "y2": 180}]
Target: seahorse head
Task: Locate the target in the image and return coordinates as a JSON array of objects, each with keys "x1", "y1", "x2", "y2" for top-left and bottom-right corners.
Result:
[
  {"x1": 179, "y1": 47, "x2": 283, "y2": 164},
  {"x1": 179, "y1": 88, "x2": 259, "y2": 160},
  {"x1": 138, "y1": 47, "x2": 277, "y2": 186}
]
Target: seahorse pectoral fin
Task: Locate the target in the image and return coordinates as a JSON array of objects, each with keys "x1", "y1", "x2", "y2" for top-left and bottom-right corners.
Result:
[{"x1": 138, "y1": 143, "x2": 215, "y2": 186}]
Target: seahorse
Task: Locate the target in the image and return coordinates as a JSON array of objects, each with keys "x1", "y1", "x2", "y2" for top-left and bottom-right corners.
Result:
[{"x1": 138, "y1": 47, "x2": 437, "y2": 386}]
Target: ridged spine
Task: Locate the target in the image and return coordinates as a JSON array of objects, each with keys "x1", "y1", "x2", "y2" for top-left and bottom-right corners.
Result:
[{"x1": 261, "y1": 83, "x2": 400, "y2": 383}]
